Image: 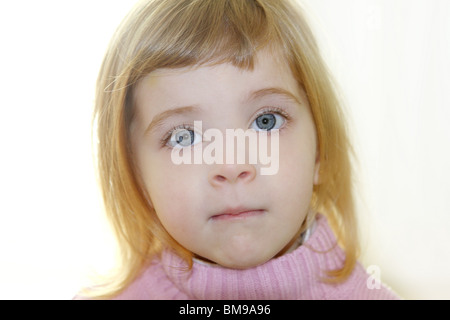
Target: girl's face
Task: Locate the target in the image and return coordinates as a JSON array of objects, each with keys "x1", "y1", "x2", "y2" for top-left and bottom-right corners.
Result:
[{"x1": 131, "y1": 50, "x2": 320, "y2": 269}]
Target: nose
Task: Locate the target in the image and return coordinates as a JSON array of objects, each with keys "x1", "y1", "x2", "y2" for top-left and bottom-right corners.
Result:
[{"x1": 208, "y1": 163, "x2": 257, "y2": 187}]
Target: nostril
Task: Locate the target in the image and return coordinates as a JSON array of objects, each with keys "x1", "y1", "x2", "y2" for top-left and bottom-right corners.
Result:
[
  {"x1": 209, "y1": 165, "x2": 257, "y2": 186},
  {"x1": 238, "y1": 172, "x2": 249, "y2": 180},
  {"x1": 215, "y1": 175, "x2": 226, "y2": 182}
]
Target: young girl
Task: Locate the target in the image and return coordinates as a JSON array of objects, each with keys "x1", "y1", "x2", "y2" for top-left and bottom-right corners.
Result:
[{"x1": 84, "y1": 0, "x2": 399, "y2": 299}]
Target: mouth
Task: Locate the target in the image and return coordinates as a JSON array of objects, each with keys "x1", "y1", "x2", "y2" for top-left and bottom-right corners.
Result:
[{"x1": 211, "y1": 207, "x2": 265, "y2": 221}]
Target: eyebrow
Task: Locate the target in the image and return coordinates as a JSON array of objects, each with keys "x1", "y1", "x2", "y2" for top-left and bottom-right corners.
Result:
[
  {"x1": 144, "y1": 87, "x2": 301, "y2": 135},
  {"x1": 248, "y1": 87, "x2": 302, "y2": 106},
  {"x1": 145, "y1": 105, "x2": 201, "y2": 135}
]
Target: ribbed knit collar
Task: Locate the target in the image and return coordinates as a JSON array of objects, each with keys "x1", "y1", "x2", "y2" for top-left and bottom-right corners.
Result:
[{"x1": 160, "y1": 214, "x2": 345, "y2": 299}]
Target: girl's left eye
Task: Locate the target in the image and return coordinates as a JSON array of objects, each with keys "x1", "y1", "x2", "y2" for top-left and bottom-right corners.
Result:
[{"x1": 250, "y1": 112, "x2": 285, "y2": 131}]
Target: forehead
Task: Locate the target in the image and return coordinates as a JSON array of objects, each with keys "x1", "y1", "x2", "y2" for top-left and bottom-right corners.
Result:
[{"x1": 133, "y1": 49, "x2": 300, "y2": 113}]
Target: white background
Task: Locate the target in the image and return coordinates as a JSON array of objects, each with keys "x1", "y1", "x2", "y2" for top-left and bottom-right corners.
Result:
[{"x1": 0, "y1": 0, "x2": 448, "y2": 299}]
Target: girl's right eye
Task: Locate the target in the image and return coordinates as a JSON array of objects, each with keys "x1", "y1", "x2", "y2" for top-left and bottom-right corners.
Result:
[{"x1": 166, "y1": 127, "x2": 202, "y2": 148}]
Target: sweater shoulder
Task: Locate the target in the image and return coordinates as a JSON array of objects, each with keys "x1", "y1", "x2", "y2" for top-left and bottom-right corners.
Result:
[
  {"x1": 112, "y1": 260, "x2": 187, "y2": 300},
  {"x1": 323, "y1": 262, "x2": 400, "y2": 300}
]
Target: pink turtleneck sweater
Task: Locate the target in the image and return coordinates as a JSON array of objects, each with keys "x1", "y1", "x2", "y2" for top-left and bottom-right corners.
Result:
[{"x1": 112, "y1": 215, "x2": 399, "y2": 300}]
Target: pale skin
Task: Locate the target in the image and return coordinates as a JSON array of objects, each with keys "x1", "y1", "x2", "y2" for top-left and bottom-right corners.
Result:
[{"x1": 130, "y1": 50, "x2": 320, "y2": 269}]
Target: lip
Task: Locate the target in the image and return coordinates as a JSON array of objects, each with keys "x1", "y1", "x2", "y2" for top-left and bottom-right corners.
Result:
[{"x1": 211, "y1": 207, "x2": 265, "y2": 221}]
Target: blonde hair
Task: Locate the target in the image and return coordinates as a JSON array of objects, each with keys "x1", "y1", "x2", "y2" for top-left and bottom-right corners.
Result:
[{"x1": 91, "y1": 0, "x2": 358, "y2": 298}]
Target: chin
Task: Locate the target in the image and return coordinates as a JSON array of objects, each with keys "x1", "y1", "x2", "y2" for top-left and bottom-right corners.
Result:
[{"x1": 213, "y1": 252, "x2": 274, "y2": 270}]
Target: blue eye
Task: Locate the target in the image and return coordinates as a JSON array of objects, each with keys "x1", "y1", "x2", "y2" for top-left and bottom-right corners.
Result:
[
  {"x1": 167, "y1": 127, "x2": 201, "y2": 148},
  {"x1": 251, "y1": 112, "x2": 285, "y2": 131}
]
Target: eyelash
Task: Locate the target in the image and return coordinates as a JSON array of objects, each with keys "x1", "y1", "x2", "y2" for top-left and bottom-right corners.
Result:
[
  {"x1": 160, "y1": 123, "x2": 194, "y2": 147},
  {"x1": 159, "y1": 106, "x2": 291, "y2": 148},
  {"x1": 254, "y1": 106, "x2": 291, "y2": 127}
]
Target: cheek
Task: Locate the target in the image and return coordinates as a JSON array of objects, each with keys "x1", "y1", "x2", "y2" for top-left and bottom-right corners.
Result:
[
  {"x1": 143, "y1": 160, "x2": 203, "y2": 231},
  {"x1": 279, "y1": 128, "x2": 317, "y2": 182},
  {"x1": 277, "y1": 154, "x2": 314, "y2": 210},
  {"x1": 275, "y1": 125, "x2": 317, "y2": 204}
]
